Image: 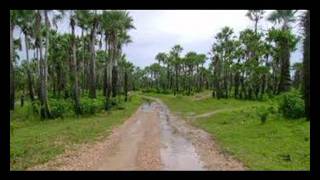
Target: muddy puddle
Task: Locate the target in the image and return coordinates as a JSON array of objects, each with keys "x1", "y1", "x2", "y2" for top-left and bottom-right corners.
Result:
[{"x1": 142, "y1": 102, "x2": 205, "y2": 170}]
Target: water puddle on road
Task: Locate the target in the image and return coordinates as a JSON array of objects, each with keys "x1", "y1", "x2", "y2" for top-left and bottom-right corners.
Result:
[{"x1": 155, "y1": 103, "x2": 205, "y2": 170}]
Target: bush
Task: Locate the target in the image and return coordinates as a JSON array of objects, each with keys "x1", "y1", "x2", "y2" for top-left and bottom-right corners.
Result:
[
  {"x1": 80, "y1": 97, "x2": 104, "y2": 115},
  {"x1": 278, "y1": 89, "x2": 305, "y2": 119},
  {"x1": 49, "y1": 98, "x2": 73, "y2": 118},
  {"x1": 141, "y1": 88, "x2": 157, "y2": 93},
  {"x1": 161, "y1": 90, "x2": 171, "y2": 94},
  {"x1": 256, "y1": 106, "x2": 269, "y2": 124}
]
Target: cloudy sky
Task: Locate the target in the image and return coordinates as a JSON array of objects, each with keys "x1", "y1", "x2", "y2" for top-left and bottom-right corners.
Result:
[{"x1": 14, "y1": 10, "x2": 304, "y2": 68}]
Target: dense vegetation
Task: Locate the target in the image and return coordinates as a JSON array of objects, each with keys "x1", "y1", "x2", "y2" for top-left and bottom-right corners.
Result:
[
  {"x1": 139, "y1": 11, "x2": 308, "y2": 102},
  {"x1": 10, "y1": 10, "x2": 310, "y2": 170},
  {"x1": 10, "y1": 10, "x2": 135, "y2": 118},
  {"x1": 10, "y1": 10, "x2": 309, "y2": 120}
]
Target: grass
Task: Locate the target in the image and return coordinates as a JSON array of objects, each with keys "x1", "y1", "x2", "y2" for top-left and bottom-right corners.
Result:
[
  {"x1": 145, "y1": 91, "x2": 310, "y2": 170},
  {"x1": 10, "y1": 95, "x2": 143, "y2": 170},
  {"x1": 144, "y1": 91, "x2": 264, "y2": 118}
]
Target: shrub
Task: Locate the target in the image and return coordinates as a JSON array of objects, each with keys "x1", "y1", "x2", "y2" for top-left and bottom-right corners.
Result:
[
  {"x1": 161, "y1": 90, "x2": 171, "y2": 94},
  {"x1": 278, "y1": 89, "x2": 305, "y2": 119},
  {"x1": 141, "y1": 88, "x2": 157, "y2": 93},
  {"x1": 80, "y1": 97, "x2": 104, "y2": 115},
  {"x1": 49, "y1": 98, "x2": 73, "y2": 118},
  {"x1": 256, "y1": 106, "x2": 269, "y2": 124}
]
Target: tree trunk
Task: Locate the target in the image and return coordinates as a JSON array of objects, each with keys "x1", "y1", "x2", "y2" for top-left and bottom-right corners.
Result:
[
  {"x1": 112, "y1": 65, "x2": 118, "y2": 98},
  {"x1": 103, "y1": 66, "x2": 107, "y2": 96},
  {"x1": 71, "y1": 17, "x2": 81, "y2": 115},
  {"x1": 39, "y1": 10, "x2": 51, "y2": 119},
  {"x1": 25, "y1": 33, "x2": 35, "y2": 102},
  {"x1": 167, "y1": 69, "x2": 170, "y2": 90},
  {"x1": 89, "y1": 24, "x2": 96, "y2": 98},
  {"x1": 10, "y1": 21, "x2": 15, "y2": 110},
  {"x1": 254, "y1": 19, "x2": 258, "y2": 34},
  {"x1": 105, "y1": 37, "x2": 112, "y2": 110},
  {"x1": 188, "y1": 67, "x2": 192, "y2": 95},
  {"x1": 278, "y1": 41, "x2": 291, "y2": 93},
  {"x1": 174, "y1": 65, "x2": 178, "y2": 96},
  {"x1": 81, "y1": 29, "x2": 85, "y2": 95},
  {"x1": 234, "y1": 71, "x2": 240, "y2": 98},
  {"x1": 303, "y1": 11, "x2": 310, "y2": 121},
  {"x1": 21, "y1": 94, "x2": 24, "y2": 107},
  {"x1": 124, "y1": 70, "x2": 128, "y2": 102}
]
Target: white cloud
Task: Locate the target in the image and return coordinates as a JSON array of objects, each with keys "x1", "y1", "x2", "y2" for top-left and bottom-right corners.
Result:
[{"x1": 124, "y1": 10, "x2": 303, "y2": 68}]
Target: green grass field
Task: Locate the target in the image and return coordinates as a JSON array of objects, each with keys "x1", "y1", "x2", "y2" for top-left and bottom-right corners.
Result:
[
  {"x1": 145, "y1": 91, "x2": 310, "y2": 170},
  {"x1": 10, "y1": 95, "x2": 143, "y2": 170}
]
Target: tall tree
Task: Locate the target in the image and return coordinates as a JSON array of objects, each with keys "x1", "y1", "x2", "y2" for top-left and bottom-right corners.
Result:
[
  {"x1": 70, "y1": 11, "x2": 81, "y2": 115},
  {"x1": 302, "y1": 10, "x2": 310, "y2": 120},
  {"x1": 155, "y1": 52, "x2": 169, "y2": 91},
  {"x1": 75, "y1": 10, "x2": 91, "y2": 94},
  {"x1": 170, "y1": 45, "x2": 183, "y2": 96},
  {"x1": 184, "y1": 52, "x2": 197, "y2": 95},
  {"x1": 35, "y1": 10, "x2": 51, "y2": 119},
  {"x1": 267, "y1": 28, "x2": 299, "y2": 94},
  {"x1": 101, "y1": 10, "x2": 134, "y2": 109},
  {"x1": 89, "y1": 10, "x2": 99, "y2": 98},
  {"x1": 10, "y1": 10, "x2": 17, "y2": 110},
  {"x1": 246, "y1": 10, "x2": 265, "y2": 34},
  {"x1": 17, "y1": 10, "x2": 36, "y2": 102},
  {"x1": 268, "y1": 10, "x2": 298, "y2": 93},
  {"x1": 36, "y1": 10, "x2": 64, "y2": 119}
]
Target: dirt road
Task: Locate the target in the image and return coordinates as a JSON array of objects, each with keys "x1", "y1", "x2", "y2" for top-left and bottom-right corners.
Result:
[{"x1": 30, "y1": 97, "x2": 245, "y2": 170}]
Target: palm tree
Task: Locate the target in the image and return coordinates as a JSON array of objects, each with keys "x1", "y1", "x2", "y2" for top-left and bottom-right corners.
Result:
[
  {"x1": 120, "y1": 59, "x2": 134, "y2": 101},
  {"x1": 155, "y1": 52, "x2": 168, "y2": 90},
  {"x1": 170, "y1": 45, "x2": 183, "y2": 96},
  {"x1": 34, "y1": 10, "x2": 51, "y2": 118},
  {"x1": 113, "y1": 30, "x2": 133, "y2": 98},
  {"x1": 70, "y1": 10, "x2": 81, "y2": 115},
  {"x1": 246, "y1": 10, "x2": 265, "y2": 34},
  {"x1": 75, "y1": 10, "x2": 91, "y2": 94},
  {"x1": 16, "y1": 10, "x2": 36, "y2": 103},
  {"x1": 195, "y1": 54, "x2": 207, "y2": 92},
  {"x1": 88, "y1": 10, "x2": 99, "y2": 98},
  {"x1": 268, "y1": 10, "x2": 298, "y2": 30},
  {"x1": 36, "y1": 10, "x2": 64, "y2": 119},
  {"x1": 268, "y1": 10, "x2": 298, "y2": 93},
  {"x1": 184, "y1": 52, "x2": 197, "y2": 95},
  {"x1": 101, "y1": 10, "x2": 134, "y2": 109},
  {"x1": 10, "y1": 10, "x2": 17, "y2": 110}
]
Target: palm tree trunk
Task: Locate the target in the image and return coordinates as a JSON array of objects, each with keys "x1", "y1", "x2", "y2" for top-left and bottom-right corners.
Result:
[
  {"x1": 10, "y1": 21, "x2": 15, "y2": 110},
  {"x1": 105, "y1": 36, "x2": 112, "y2": 110},
  {"x1": 89, "y1": 24, "x2": 96, "y2": 98},
  {"x1": 24, "y1": 33, "x2": 35, "y2": 102},
  {"x1": 166, "y1": 65, "x2": 170, "y2": 91},
  {"x1": 40, "y1": 10, "x2": 51, "y2": 119},
  {"x1": 124, "y1": 70, "x2": 128, "y2": 101},
  {"x1": 81, "y1": 29, "x2": 85, "y2": 95},
  {"x1": 278, "y1": 41, "x2": 291, "y2": 92},
  {"x1": 71, "y1": 16, "x2": 81, "y2": 115},
  {"x1": 303, "y1": 11, "x2": 310, "y2": 121},
  {"x1": 111, "y1": 35, "x2": 118, "y2": 98}
]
